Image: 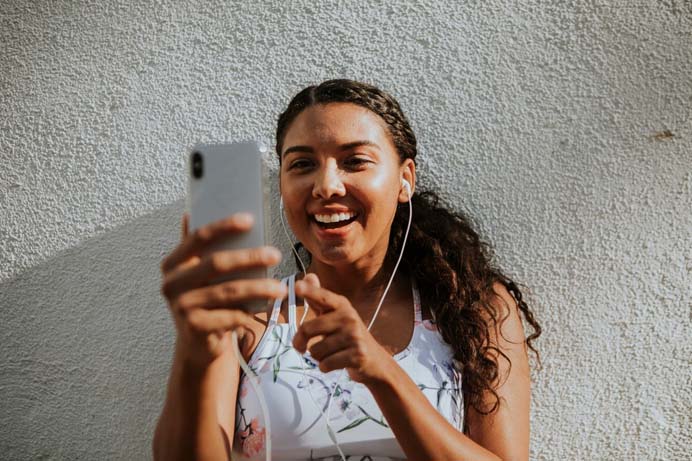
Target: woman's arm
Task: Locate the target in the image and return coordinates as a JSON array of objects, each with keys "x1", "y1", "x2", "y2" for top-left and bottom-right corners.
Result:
[
  {"x1": 154, "y1": 213, "x2": 285, "y2": 460},
  {"x1": 153, "y1": 335, "x2": 244, "y2": 461},
  {"x1": 465, "y1": 282, "x2": 531, "y2": 460},
  {"x1": 367, "y1": 358, "x2": 502, "y2": 461},
  {"x1": 366, "y1": 282, "x2": 530, "y2": 461}
]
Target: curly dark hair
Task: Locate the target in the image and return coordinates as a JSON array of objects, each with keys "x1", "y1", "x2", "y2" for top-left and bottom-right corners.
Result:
[{"x1": 275, "y1": 79, "x2": 541, "y2": 433}]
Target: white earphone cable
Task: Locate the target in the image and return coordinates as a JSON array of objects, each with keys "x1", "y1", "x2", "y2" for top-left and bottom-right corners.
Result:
[
  {"x1": 279, "y1": 198, "x2": 347, "y2": 458},
  {"x1": 323, "y1": 182, "x2": 413, "y2": 460},
  {"x1": 235, "y1": 183, "x2": 412, "y2": 460},
  {"x1": 231, "y1": 329, "x2": 272, "y2": 461}
]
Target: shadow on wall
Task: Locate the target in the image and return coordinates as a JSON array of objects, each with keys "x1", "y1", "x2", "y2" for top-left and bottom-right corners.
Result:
[{"x1": 0, "y1": 201, "x2": 187, "y2": 460}]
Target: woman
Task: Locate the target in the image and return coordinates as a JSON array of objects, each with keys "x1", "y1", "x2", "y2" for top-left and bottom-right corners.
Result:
[{"x1": 154, "y1": 79, "x2": 541, "y2": 461}]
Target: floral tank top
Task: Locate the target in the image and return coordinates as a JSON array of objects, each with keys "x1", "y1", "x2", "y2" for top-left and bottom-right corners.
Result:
[{"x1": 233, "y1": 273, "x2": 463, "y2": 460}]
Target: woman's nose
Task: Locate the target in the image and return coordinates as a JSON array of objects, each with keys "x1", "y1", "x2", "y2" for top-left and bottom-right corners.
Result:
[{"x1": 312, "y1": 162, "x2": 346, "y2": 199}]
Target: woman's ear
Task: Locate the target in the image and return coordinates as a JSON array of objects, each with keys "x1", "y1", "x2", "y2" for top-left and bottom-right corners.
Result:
[{"x1": 398, "y1": 158, "x2": 416, "y2": 203}]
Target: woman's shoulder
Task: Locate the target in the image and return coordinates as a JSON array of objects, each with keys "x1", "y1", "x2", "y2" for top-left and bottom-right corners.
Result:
[{"x1": 485, "y1": 281, "x2": 527, "y2": 352}]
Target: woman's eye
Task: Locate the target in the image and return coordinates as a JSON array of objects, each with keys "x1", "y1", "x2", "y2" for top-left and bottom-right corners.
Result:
[
  {"x1": 288, "y1": 159, "x2": 313, "y2": 170},
  {"x1": 345, "y1": 157, "x2": 371, "y2": 168}
]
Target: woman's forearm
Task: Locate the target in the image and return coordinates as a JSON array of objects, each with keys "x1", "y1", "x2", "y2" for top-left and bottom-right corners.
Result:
[
  {"x1": 365, "y1": 358, "x2": 502, "y2": 461},
  {"x1": 153, "y1": 346, "x2": 228, "y2": 461}
]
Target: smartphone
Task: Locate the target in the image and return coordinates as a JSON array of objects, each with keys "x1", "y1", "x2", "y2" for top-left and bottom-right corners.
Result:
[{"x1": 186, "y1": 141, "x2": 271, "y2": 313}]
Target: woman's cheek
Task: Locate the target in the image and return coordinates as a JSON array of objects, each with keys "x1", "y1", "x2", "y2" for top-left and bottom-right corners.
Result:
[
  {"x1": 363, "y1": 168, "x2": 392, "y2": 191},
  {"x1": 361, "y1": 175, "x2": 398, "y2": 213}
]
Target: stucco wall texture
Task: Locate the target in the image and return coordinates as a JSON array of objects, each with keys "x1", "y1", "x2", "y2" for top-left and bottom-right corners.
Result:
[{"x1": 1, "y1": 1, "x2": 690, "y2": 460}]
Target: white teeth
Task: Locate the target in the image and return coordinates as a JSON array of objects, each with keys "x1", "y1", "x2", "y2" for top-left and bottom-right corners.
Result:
[{"x1": 314, "y1": 212, "x2": 357, "y2": 223}]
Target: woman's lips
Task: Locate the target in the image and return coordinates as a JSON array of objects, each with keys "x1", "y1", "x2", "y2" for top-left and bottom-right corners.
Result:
[{"x1": 310, "y1": 214, "x2": 359, "y2": 239}]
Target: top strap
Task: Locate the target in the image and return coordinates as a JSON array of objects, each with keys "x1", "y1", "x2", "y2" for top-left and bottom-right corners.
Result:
[
  {"x1": 269, "y1": 276, "x2": 289, "y2": 324},
  {"x1": 288, "y1": 273, "x2": 297, "y2": 334},
  {"x1": 411, "y1": 277, "x2": 422, "y2": 323}
]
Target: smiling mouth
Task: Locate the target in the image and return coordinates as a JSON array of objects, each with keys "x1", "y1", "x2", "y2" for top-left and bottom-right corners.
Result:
[{"x1": 311, "y1": 213, "x2": 359, "y2": 229}]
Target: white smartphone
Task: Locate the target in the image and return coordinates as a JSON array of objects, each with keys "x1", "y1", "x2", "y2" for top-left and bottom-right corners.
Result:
[{"x1": 186, "y1": 141, "x2": 271, "y2": 313}]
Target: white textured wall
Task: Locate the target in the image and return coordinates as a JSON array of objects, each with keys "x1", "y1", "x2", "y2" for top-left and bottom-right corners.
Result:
[{"x1": 1, "y1": 1, "x2": 690, "y2": 459}]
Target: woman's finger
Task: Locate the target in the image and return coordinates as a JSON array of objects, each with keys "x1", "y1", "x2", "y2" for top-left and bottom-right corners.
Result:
[
  {"x1": 161, "y1": 213, "x2": 254, "y2": 273},
  {"x1": 303, "y1": 272, "x2": 320, "y2": 288},
  {"x1": 162, "y1": 246, "x2": 281, "y2": 300},
  {"x1": 176, "y1": 279, "x2": 288, "y2": 311},
  {"x1": 317, "y1": 348, "x2": 358, "y2": 374},
  {"x1": 307, "y1": 332, "x2": 352, "y2": 361},
  {"x1": 185, "y1": 308, "x2": 255, "y2": 335},
  {"x1": 292, "y1": 311, "x2": 350, "y2": 353},
  {"x1": 294, "y1": 280, "x2": 349, "y2": 315}
]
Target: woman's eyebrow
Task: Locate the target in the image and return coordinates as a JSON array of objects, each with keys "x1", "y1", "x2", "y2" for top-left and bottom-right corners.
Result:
[
  {"x1": 282, "y1": 145, "x2": 314, "y2": 158},
  {"x1": 339, "y1": 140, "x2": 381, "y2": 151},
  {"x1": 282, "y1": 141, "x2": 380, "y2": 158}
]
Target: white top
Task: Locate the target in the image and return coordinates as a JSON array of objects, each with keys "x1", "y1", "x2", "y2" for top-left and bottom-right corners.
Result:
[{"x1": 233, "y1": 273, "x2": 463, "y2": 460}]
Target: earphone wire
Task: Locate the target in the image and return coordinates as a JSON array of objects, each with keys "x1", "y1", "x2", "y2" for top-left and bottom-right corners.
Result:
[
  {"x1": 229, "y1": 202, "x2": 318, "y2": 461},
  {"x1": 280, "y1": 199, "x2": 348, "y2": 459},
  {"x1": 231, "y1": 328, "x2": 272, "y2": 461},
  {"x1": 266, "y1": 187, "x2": 412, "y2": 461},
  {"x1": 323, "y1": 184, "x2": 413, "y2": 460}
]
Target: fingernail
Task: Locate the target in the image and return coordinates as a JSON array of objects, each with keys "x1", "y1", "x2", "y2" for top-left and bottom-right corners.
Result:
[
  {"x1": 235, "y1": 213, "x2": 254, "y2": 225},
  {"x1": 264, "y1": 247, "x2": 281, "y2": 260}
]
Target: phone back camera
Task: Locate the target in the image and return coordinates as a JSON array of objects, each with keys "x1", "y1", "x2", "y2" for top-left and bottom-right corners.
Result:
[{"x1": 191, "y1": 152, "x2": 204, "y2": 179}]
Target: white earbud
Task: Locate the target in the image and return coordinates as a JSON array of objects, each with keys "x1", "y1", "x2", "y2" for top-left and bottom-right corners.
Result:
[
  {"x1": 280, "y1": 196, "x2": 284, "y2": 210},
  {"x1": 401, "y1": 178, "x2": 411, "y2": 199}
]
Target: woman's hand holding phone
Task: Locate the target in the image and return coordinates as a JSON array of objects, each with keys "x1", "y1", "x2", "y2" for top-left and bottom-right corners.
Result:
[{"x1": 159, "y1": 212, "x2": 288, "y2": 370}]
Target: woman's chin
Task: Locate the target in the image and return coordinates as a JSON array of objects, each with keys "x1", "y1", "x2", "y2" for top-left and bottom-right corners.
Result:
[{"x1": 312, "y1": 245, "x2": 356, "y2": 266}]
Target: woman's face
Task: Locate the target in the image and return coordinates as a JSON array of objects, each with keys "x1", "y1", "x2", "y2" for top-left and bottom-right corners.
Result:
[{"x1": 279, "y1": 102, "x2": 414, "y2": 268}]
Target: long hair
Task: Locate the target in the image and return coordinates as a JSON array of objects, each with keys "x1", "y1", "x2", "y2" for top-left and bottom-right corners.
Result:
[{"x1": 275, "y1": 79, "x2": 541, "y2": 433}]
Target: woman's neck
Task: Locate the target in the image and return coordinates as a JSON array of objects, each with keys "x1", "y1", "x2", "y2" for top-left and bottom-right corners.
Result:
[{"x1": 304, "y1": 258, "x2": 407, "y2": 314}]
